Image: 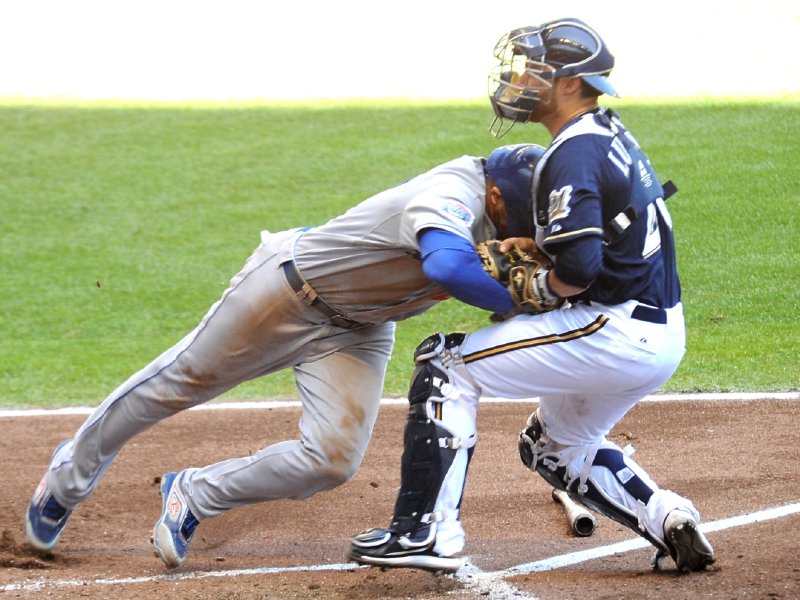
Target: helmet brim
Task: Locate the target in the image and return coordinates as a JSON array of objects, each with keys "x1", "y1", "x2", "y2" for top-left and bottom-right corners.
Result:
[{"x1": 582, "y1": 74, "x2": 618, "y2": 97}]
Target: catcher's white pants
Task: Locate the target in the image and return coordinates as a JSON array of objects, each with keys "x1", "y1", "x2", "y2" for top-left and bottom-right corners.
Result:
[{"x1": 427, "y1": 300, "x2": 697, "y2": 557}]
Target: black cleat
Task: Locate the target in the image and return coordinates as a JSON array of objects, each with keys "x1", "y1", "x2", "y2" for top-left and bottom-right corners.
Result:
[
  {"x1": 348, "y1": 527, "x2": 463, "y2": 573},
  {"x1": 662, "y1": 510, "x2": 715, "y2": 572}
]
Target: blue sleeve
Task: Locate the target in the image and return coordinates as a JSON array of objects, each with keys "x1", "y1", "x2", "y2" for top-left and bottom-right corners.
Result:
[{"x1": 418, "y1": 228, "x2": 515, "y2": 314}]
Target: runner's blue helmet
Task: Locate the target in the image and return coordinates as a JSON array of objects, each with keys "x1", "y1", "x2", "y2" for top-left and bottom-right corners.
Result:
[{"x1": 485, "y1": 143, "x2": 545, "y2": 238}]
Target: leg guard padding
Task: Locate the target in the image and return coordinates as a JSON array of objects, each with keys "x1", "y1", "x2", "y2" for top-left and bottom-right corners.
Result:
[
  {"x1": 570, "y1": 477, "x2": 665, "y2": 552},
  {"x1": 392, "y1": 363, "x2": 457, "y2": 536},
  {"x1": 532, "y1": 442, "x2": 667, "y2": 553},
  {"x1": 592, "y1": 448, "x2": 654, "y2": 505}
]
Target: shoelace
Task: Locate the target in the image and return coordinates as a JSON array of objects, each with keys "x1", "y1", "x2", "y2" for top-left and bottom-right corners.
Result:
[
  {"x1": 181, "y1": 510, "x2": 199, "y2": 540},
  {"x1": 42, "y1": 495, "x2": 69, "y2": 521}
]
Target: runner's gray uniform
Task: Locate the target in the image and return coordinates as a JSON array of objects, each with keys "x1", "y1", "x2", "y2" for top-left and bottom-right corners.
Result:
[{"x1": 43, "y1": 156, "x2": 497, "y2": 520}]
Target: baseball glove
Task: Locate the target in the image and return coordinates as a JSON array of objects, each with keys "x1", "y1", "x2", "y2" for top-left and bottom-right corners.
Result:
[
  {"x1": 476, "y1": 240, "x2": 532, "y2": 286},
  {"x1": 507, "y1": 262, "x2": 566, "y2": 314}
]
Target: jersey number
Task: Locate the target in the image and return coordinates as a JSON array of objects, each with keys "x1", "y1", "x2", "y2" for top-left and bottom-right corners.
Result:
[{"x1": 642, "y1": 199, "x2": 673, "y2": 259}]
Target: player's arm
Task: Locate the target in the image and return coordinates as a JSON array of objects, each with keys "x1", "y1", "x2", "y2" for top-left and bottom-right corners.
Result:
[
  {"x1": 418, "y1": 228, "x2": 515, "y2": 314},
  {"x1": 496, "y1": 233, "x2": 601, "y2": 299},
  {"x1": 530, "y1": 137, "x2": 606, "y2": 300},
  {"x1": 546, "y1": 235, "x2": 602, "y2": 298}
]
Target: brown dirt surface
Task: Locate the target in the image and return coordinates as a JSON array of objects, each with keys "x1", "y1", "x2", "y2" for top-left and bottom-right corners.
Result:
[{"x1": 2, "y1": 398, "x2": 799, "y2": 599}]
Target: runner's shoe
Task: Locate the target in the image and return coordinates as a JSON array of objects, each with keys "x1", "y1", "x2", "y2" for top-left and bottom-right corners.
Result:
[
  {"x1": 152, "y1": 471, "x2": 199, "y2": 568},
  {"x1": 24, "y1": 473, "x2": 73, "y2": 552}
]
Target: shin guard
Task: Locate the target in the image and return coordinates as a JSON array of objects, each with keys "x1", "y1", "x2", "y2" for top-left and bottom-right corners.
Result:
[{"x1": 390, "y1": 361, "x2": 456, "y2": 536}]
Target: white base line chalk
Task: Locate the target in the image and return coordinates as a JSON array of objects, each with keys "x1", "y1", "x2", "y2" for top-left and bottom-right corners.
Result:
[
  {"x1": 504, "y1": 501, "x2": 800, "y2": 575},
  {"x1": 1, "y1": 392, "x2": 798, "y2": 419}
]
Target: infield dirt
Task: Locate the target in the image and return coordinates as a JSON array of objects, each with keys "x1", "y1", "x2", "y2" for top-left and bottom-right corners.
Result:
[{"x1": 2, "y1": 398, "x2": 798, "y2": 599}]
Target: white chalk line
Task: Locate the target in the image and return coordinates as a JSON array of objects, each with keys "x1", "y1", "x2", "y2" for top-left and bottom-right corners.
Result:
[
  {"x1": 455, "y1": 501, "x2": 800, "y2": 599},
  {"x1": 3, "y1": 502, "x2": 798, "y2": 595},
  {"x1": 0, "y1": 562, "x2": 362, "y2": 593},
  {"x1": 503, "y1": 501, "x2": 800, "y2": 575},
  {"x1": 1, "y1": 392, "x2": 798, "y2": 419}
]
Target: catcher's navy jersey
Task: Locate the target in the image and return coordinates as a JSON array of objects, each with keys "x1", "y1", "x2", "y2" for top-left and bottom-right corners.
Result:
[{"x1": 533, "y1": 110, "x2": 681, "y2": 308}]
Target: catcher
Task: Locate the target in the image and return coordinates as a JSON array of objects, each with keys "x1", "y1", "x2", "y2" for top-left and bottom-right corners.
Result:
[{"x1": 349, "y1": 18, "x2": 714, "y2": 574}]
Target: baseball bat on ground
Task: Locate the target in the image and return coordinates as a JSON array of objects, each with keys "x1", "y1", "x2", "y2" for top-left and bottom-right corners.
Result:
[{"x1": 552, "y1": 488, "x2": 596, "y2": 537}]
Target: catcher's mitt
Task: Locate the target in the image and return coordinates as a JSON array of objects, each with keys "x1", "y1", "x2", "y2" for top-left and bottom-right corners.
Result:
[
  {"x1": 507, "y1": 262, "x2": 565, "y2": 314},
  {"x1": 476, "y1": 240, "x2": 531, "y2": 286},
  {"x1": 477, "y1": 240, "x2": 564, "y2": 317}
]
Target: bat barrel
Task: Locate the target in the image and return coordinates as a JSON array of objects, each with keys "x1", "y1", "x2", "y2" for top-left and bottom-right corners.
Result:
[{"x1": 552, "y1": 488, "x2": 596, "y2": 537}]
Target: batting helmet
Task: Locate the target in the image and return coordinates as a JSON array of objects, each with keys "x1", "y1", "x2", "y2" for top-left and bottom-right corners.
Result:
[
  {"x1": 489, "y1": 18, "x2": 617, "y2": 135},
  {"x1": 484, "y1": 143, "x2": 546, "y2": 238}
]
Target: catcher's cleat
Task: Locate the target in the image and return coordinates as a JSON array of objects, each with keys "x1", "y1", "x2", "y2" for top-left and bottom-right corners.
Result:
[
  {"x1": 24, "y1": 473, "x2": 73, "y2": 552},
  {"x1": 152, "y1": 471, "x2": 199, "y2": 568},
  {"x1": 661, "y1": 509, "x2": 715, "y2": 573},
  {"x1": 348, "y1": 527, "x2": 464, "y2": 573}
]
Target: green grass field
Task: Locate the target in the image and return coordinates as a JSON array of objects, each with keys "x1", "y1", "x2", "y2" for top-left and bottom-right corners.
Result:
[{"x1": 1, "y1": 96, "x2": 798, "y2": 407}]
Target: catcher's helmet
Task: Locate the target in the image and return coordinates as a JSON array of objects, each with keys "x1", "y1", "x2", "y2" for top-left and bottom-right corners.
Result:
[
  {"x1": 485, "y1": 143, "x2": 546, "y2": 238},
  {"x1": 489, "y1": 18, "x2": 617, "y2": 136}
]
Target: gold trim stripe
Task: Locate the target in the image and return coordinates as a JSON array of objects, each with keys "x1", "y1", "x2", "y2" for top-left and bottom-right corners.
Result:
[
  {"x1": 544, "y1": 227, "x2": 604, "y2": 244},
  {"x1": 463, "y1": 315, "x2": 609, "y2": 364}
]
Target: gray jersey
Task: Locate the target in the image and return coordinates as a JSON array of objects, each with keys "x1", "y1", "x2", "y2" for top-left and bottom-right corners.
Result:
[{"x1": 291, "y1": 155, "x2": 496, "y2": 323}]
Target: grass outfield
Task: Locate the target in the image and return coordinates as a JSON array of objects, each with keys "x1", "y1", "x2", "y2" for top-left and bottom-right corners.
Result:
[{"x1": 1, "y1": 96, "x2": 798, "y2": 407}]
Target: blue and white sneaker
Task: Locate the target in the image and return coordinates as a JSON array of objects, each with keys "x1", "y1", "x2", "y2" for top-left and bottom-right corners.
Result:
[
  {"x1": 24, "y1": 473, "x2": 73, "y2": 552},
  {"x1": 152, "y1": 471, "x2": 199, "y2": 568}
]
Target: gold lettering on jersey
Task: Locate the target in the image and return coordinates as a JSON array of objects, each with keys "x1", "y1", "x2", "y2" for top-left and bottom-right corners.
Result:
[{"x1": 548, "y1": 185, "x2": 572, "y2": 222}]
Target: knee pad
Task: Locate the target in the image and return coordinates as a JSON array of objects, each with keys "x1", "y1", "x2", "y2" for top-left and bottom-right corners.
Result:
[
  {"x1": 518, "y1": 408, "x2": 544, "y2": 470},
  {"x1": 518, "y1": 408, "x2": 569, "y2": 493},
  {"x1": 408, "y1": 357, "x2": 450, "y2": 407},
  {"x1": 412, "y1": 332, "x2": 466, "y2": 365}
]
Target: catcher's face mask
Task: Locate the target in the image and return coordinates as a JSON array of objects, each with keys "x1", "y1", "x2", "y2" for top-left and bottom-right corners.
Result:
[
  {"x1": 488, "y1": 28, "x2": 555, "y2": 138},
  {"x1": 488, "y1": 19, "x2": 617, "y2": 138}
]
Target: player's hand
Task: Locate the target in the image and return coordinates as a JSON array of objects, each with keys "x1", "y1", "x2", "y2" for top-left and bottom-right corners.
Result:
[
  {"x1": 507, "y1": 262, "x2": 565, "y2": 314},
  {"x1": 498, "y1": 237, "x2": 532, "y2": 253},
  {"x1": 498, "y1": 237, "x2": 551, "y2": 266},
  {"x1": 476, "y1": 240, "x2": 530, "y2": 286}
]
